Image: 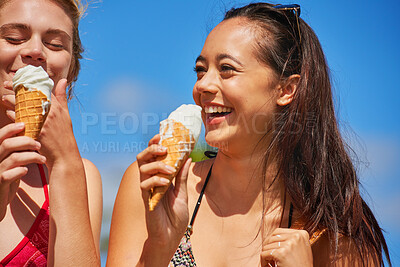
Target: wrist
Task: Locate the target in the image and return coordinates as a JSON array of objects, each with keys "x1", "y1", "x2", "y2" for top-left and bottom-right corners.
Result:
[{"x1": 137, "y1": 238, "x2": 177, "y2": 267}]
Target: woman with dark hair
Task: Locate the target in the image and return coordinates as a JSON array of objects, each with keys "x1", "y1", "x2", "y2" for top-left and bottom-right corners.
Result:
[
  {"x1": 0, "y1": 0, "x2": 102, "y2": 265},
  {"x1": 108, "y1": 3, "x2": 390, "y2": 266}
]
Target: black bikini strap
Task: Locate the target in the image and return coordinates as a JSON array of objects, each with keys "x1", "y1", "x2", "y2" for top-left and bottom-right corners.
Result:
[
  {"x1": 187, "y1": 164, "x2": 213, "y2": 234},
  {"x1": 288, "y1": 202, "x2": 294, "y2": 228}
]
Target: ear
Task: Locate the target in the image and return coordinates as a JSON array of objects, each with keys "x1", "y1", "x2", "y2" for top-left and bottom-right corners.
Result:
[{"x1": 276, "y1": 74, "x2": 300, "y2": 106}]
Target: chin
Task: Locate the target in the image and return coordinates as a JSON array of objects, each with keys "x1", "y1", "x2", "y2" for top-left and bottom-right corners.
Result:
[{"x1": 205, "y1": 133, "x2": 230, "y2": 151}]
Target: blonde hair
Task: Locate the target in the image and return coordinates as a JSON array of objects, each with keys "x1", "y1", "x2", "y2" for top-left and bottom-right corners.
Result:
[{"x1": 0, "y1": 0, "x2": 86, "y2": 99}]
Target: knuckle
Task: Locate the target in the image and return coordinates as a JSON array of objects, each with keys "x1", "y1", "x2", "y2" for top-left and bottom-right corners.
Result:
[
  {"x1": 300, "y1": 230, "x2": 309, "y2": 239},
  {"x1": 138, "y1": 165, "x2": 146, "y2": 173},
  {"x1": 9, "y1": 153, "x2": 18, "y2": 162},
  {"x1": 1, "y1": 139, "x2": 11, "y2": 150}
]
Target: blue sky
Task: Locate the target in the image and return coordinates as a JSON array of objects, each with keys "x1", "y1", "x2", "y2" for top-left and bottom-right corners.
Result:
[{"x1": 67, "y1": 0, "x2": 400, "y2": 264}]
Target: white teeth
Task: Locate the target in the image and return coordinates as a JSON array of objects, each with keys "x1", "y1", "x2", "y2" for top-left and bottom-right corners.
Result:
[{"x1": 204, "y1": 106, "x2": 232, "y2": 114}]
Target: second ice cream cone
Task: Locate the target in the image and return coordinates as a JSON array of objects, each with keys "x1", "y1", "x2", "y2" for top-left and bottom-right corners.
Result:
[{"x1": 148, "y1": 119, "x2": 195, "y2": 211}]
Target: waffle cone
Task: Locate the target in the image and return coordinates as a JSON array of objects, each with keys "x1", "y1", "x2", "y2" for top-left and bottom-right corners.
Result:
[
  {"x1": 148, "y1": 120, "x2": 195, "y2": 211},
  {"x1": 15, "y1": 86, "x2": 50, "y2": 140}
]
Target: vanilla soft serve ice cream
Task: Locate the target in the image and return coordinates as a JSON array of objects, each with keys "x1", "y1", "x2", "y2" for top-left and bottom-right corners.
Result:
[
  {"x1": 163, "y1": 104, "x2": 202, "y2": 142},
  {"x1": 13, "y1": 65, "x2": 53, "y2": 115}
]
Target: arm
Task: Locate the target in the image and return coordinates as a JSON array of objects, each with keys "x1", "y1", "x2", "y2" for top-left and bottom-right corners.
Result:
[
  {"x1": 106, "y1": 162, "x2": 151, "y2": 267},
  {"x1": 107, "y1": 135, "x2": 192, "y2": 267},
  {"x1": 40, "y1": 79, "x2": 101, "y2": 266}
]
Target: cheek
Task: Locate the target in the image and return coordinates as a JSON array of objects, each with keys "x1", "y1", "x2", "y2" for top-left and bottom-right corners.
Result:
[
  {"x1": 0, "y1": 45, "x2": 19, "y2": 67},
  {"x1": 49, "y1": 52, "x2": 72, "y2": 83}
]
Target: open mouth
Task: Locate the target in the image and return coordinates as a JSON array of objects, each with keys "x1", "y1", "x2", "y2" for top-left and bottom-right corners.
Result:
[{"x1": 204, "y1": 105, "x2": 233, "y2": 119}]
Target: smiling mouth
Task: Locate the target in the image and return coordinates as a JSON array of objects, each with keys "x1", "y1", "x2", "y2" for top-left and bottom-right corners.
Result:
[{"x1": 204, "y1": 105, "x2": 233, "y2": 118}]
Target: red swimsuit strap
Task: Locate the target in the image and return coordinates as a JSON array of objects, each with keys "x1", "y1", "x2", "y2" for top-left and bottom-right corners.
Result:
[{"x1": 37, "y1": 164, "x2": 49, "y2": 201}]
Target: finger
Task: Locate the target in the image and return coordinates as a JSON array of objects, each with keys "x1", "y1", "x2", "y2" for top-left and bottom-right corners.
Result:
[
  {"x1": 0, "y1": 123, "x2": 25, "y2": 144},
  {"x1": 2, "y1": 94, "x2": 15, "y2": 109},
  {"x1": 148, "y1": 134, "x2": 160, "y2": 146},
  {"x1": 1, "y1": 151, "x2": 46, "y2": 170},
  {"x1": 139, "y1": 161, "x2": 175, "y2": 178},
  {"x1": 0, "y1": 136, "x2": 41, "y2": 162},
  {"x1": 140, "y1": 175, "x2": 170, "y2": 191},
  {"x1": 6, "y1": 110, "x2": 15, "y2": 122},
  {"x1": 136, "y1": 144, "x2": 167, "y2": 164},
  {"x1": 3, "y1": 80, "x2": 13, "y2": 90},
  {"x1": 260, "y1": 252, "x2": 277, "y2": 267},
  {"x1": 0, "y1": 166, "x2": 28, "y2": 184},
  {"x1": 53, "y1": 78, "x2": 68, "y2": 107},
  {"x1": 174, "y1": 158, "x2": 192, "y2": 199}
]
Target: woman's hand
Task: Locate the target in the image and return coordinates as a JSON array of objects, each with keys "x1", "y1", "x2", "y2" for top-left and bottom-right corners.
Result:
[
  {"x1": 3, "y1": 78, "x2": 79, "y2": 169},
  {"x1": 136, "y1": 134, "x2": 191, "y2": 251},
  {"x1": 0, "y1": 122, "x2": 46, "y2": 220},
  {"x1": 38, "y1": 79, "x2": 80, "y2": 168},
  {"x1": 261, "y1": 228, "x2": 313, "y2": 267}
]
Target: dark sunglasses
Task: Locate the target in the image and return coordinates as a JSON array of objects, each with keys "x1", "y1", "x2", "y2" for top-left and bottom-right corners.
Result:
[{"x1": 273, "y1": 4, "x2": 301, "y2": 44}]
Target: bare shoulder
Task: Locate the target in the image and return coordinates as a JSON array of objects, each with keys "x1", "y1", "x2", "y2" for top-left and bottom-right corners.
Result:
[
  {"x1": 81, "y1": 158, "x2": 102, "y2": 250},
  {"x1": 312, "y1": 232, "x2": 381, "y2": 267},
  {"x1": 81, "y1": 158, "x2": 102, "y2": 200},
  {"x1": 82, "y1": 158, "x2": 101, "y2": 182}
]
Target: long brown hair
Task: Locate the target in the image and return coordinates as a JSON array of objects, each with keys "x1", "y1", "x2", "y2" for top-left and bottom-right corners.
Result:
[
  {"x1": 0, "y1": 0, "x2": 85, "y2": 99},
  {"x1": 224, "y1": 3, "x2": 391, "y2": 266}
]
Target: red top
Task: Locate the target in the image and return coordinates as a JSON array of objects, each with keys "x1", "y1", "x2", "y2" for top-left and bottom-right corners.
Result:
[{"x1": 0, "y1": 164, "x2": 49, "y2": 267}]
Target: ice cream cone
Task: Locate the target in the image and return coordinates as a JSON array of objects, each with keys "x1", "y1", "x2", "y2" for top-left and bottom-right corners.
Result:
[
  {"x1": 15, "y1": 85, "x2": 50, "y2": 140},
  {"x1": 12, "y1": 65, "x2": 53, "y2": 140},
  {"x1": 148, "y1": 119, "x2": 196, "y2": 211}
]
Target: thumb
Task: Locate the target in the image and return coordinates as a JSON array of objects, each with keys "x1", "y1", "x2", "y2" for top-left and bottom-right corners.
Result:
[
  {"x1": 174, "y1": 158, "x2": 192, "y2": 200},
  {"x1": 52, "y1": 78, "x2": 68, "y2": 106}
]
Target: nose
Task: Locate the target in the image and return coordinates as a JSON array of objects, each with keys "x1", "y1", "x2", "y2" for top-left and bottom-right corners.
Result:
[
  {"x1": 193, "y1": 69, "x2": 220, "y2": 96},
  {"x1": 20, "y1": 37, "x2": 46, "y2": 64}
]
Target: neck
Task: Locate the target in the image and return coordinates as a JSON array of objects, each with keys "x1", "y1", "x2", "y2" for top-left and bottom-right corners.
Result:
[{"x1": 206, "y1": 144, "x2": 285, "y2": 216}]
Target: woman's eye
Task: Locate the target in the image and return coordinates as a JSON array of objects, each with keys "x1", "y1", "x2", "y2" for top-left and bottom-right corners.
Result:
[
  {"x1": 45, "y1": 42, "x2": 64, "y2": 49},
  {"x1": 221, "y1": 64, "x2": 235, "y2": 72},
  {"x1": 5, "y1": 37, "x2": 25, "y2": 44},
  {"x1": 194, "y1": 65, "x2": 206, "y2": 74}
]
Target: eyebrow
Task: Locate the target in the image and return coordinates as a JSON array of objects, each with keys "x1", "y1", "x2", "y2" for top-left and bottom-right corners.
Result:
[
  {"x1": 216, "y1": 53, "x2": 243, "y2": 66},
  {"x1": 0, "y1": 23, "x2": 30, "y2": 34},
  {"x1": 195, "y1": 54, "x2": 244, "y2": 67},
  {"x1": 46, "y1": 29, "x2": 71, "y2": 41},
  {"x1": 0, "y1": 23, "x2": 71, "y2": 41}
]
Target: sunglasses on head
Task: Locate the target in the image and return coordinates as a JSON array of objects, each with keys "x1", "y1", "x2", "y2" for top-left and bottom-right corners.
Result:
[{"x1": 273, "y1": 4, "x2": 301, "y2": 44}]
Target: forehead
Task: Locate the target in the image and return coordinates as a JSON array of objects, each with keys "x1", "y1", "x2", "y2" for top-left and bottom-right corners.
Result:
[
  {"x1": 201, "y1": 17, "x2": 259, "y2": 59},
  {"x1": 0, "y1": 0, "x2": 73, "y2": 34}
]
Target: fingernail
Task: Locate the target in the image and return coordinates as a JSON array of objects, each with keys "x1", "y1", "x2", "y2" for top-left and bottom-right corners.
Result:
[
  {"x1": 15, "y1": 122, "x2": 24, "y2": 128},
  {"x1": 160, "y1": 178, "x2": 170, "y2": 185},
  {"x1": 158, "y1": 146, "x2": 167, "y2": 152},
  {"x1": 165, "y1": 165, "x2": 176, "y2": 173},
  {"x1": 35, "y1": 142, "x2": 41, "y2": 149},
  {"x1": 1, "y1": 96, "x2": 4, "y2": 101},
  {"x1": 40, "y1": 156, "x2": 46, "y2": 163}
]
